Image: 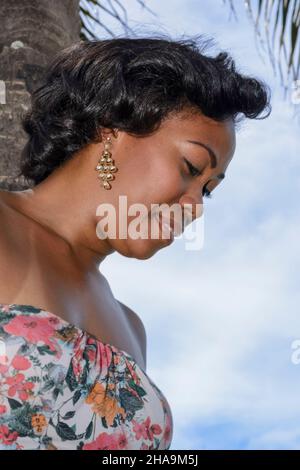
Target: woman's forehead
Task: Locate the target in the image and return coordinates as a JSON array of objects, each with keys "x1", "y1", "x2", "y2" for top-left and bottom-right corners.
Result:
[{"x1": 158, "y1": 112, "x2": 236, "y2": 157}]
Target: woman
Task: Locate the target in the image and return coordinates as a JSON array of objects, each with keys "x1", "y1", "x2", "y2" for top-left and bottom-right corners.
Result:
[{"x1": 0, "y1": 36, "x2": 271, "y2": 450}]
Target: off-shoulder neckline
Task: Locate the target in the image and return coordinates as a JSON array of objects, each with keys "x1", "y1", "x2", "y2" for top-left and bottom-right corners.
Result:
[{"x1": 0, "y1": 302, "x2": 147, "y2": 375}]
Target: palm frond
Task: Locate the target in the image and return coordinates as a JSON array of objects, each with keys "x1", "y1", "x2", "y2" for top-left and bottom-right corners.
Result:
[
  {"x1": 222, "y1": 0, "x2": 238, "y2": 20},
  {"x1": 226, "y1": 0, "x2": 300, "y2": 96},
  {"x1": 79, "y1": 0, "x2": 157, "y2": 40}
]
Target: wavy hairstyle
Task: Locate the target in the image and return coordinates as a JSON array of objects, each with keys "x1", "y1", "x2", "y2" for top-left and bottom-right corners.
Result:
[{"x1": 18, "y1": 34, "x2": 271, "y2": 185}]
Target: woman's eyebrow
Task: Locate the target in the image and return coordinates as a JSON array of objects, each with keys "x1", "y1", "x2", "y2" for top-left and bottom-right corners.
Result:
[{"x1": 186, "y1": 139, "x2": 225, "y2": 180}]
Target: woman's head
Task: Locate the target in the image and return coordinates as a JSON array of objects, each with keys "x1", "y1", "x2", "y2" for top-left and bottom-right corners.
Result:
[{"x1": 16, "y1": 35, "x2": 271, "y2": 261}]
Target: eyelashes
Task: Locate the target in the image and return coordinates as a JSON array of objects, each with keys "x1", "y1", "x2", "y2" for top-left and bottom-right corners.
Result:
[
  {"x1": 203, "y1": 187, "x2": 212, "y2": 198},
  {"x1": 185, "y1": 158, "x2": 201, "y2": 177},
  {"x1": 184, "y1": 159, "x2": 213, "y2": 199}
]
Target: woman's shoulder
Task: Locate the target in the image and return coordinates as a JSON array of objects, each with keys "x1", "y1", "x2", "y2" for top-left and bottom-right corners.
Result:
[
  {"x1": 0, "y1": 191, "x2": 29, "y2": 288},
  {"x1": 117, "y1": 299, "x2": 147, "y2": 369},
  {"x1": 0, "y1": 191, "x2": 17, "y2": 254},
  {"x1": 0, "y1": 191, "x2": 24, "y2": 249}
]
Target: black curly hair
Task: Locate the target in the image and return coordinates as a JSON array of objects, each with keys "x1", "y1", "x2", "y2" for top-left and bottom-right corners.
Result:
[{"x1": 17, "y1": 33, "x2": 271, "y2": 186}]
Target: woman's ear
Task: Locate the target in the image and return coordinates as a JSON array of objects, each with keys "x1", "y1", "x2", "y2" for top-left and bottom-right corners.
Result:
[{"x1": 99, "y1": 127, "x2": 119, "y2": 142}]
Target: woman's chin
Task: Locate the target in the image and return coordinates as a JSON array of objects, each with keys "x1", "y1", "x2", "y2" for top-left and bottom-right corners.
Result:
[{"x1": 113, "y1": 234, "x2": 173, "y2": 259}]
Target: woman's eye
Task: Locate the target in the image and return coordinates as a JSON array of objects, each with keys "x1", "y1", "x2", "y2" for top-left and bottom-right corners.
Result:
[
  {"x1": 184, "y1": 159, "x2": 213, "y2": 198},
  {"x1": 185, "y1": 159, "x2": 202, "y2": 177}
]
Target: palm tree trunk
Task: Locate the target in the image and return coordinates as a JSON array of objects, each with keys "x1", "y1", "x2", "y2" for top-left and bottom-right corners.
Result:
[{"x1": 0, "y1": 0, "x2": 81, "y2": 190}]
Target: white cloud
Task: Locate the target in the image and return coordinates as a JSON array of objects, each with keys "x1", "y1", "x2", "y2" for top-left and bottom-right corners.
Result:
[{"x1": 94, "y1": 0, "x2": 300, "y2": 449}]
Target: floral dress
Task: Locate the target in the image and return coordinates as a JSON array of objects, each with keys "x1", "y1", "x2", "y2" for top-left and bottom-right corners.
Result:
[{"x1": 0, "y1": 304, "x2": 173, "y2": 450}]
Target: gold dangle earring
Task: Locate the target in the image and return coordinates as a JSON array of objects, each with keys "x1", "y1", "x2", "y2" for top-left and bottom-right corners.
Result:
[{"x1": 95, "y1": 130, "x2": 118, "y2": 190}]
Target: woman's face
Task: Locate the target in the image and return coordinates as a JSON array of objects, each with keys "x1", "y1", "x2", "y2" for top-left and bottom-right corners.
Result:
[{"x1": 96, "y1": 110, "x2": 236, "y2": 259}]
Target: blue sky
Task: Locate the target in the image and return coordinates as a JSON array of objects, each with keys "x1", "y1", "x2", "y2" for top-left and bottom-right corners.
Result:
[{"x1": 88, "y1": 0, "x2": 300, "y2": 449}]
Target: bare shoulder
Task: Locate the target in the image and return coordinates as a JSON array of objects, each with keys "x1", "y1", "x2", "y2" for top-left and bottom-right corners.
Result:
[
  {"x1": 0, "y1": 194, "x2": 25, "y2": 296},
  {"x1": 117, "y1": 299, "x2": 147, "y2": 368},
  {"x1": 0, "y1": 194, "x2": 14, "y2": 259},
  {"x1": 0, "y1": 192, "x2": 23, "y2": 261}
]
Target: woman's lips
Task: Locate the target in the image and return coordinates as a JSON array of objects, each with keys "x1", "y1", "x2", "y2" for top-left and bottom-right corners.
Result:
[
  {"x1": 150, "y1": 206, "x2": 196, "y2": 240},
  {"x1": 153, "y1": 213, "x2": 183, "y2": 239},
  {"x1": 159, "y1": 218, "x2": 175, "y2": 240}
]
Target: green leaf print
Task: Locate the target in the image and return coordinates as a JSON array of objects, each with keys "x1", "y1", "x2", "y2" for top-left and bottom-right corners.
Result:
[
  {"x1": 14, "y1": 305, "x2": 41, "y2": 314},
  {"x1": 72, "y1": 389, "x2": 82, "y2": 405},
  {"x1": 56, "y1": 421, "x2": 77, "y2": 441},
  {"x1": 119, "y1": 388, "x2": 144, "y2": 414},
  {"x1": 37, "y1": 345, "x2": 57, "y2": 356},
  {"x1": 62, "y1": 411, "x2": 76, "y2": 420},
  {"x1": 101, "y1": 416, "x2": 108, "y2": 429},
  {"x1": 65, "y1": 363, "x2": 78, "y2": 391},
  {"x1": 128, "y1": 379, "x2": 147, "y2": 398},
  {"x1": 85, "y1": 421, "x2": 93, "y2": 440},
  {"x1": 7, "y1": 398, "x2": 23, "y2": 409}
]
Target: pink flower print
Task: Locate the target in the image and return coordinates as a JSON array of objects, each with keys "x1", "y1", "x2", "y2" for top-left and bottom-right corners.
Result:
[
  {"x1": 163, "y1": 412, "x2": 172, "y2": 445},
  {"x1": 132, "y1": 416, "x2": 162, "y2": 442},
  {"x1": 5, "y1": 373, "x2": 34, "y2": 401},
  {"x1": 11, "y1": 355, "x2": 31, "y2": 371},
  {"x1": 0, "y1": 405, "x2": 7, "y2": 414},
  {"x1": 0, "y1": 305, "x2": 10, "y2": 313},
  {"x1": 85, "y1": 339, "x2": 114, "y2": 377},
  {"x1": 0, "y1": 355, "x2": 9, "y2": 374},
  {"x1": 141, "y1": 442, "x2": 150, "y2": 450},
  {"x1": 0, "y1": 425, "x2": 18, "y2": 445},
  {"x1": 71, "y1": 336, "x2": 86, "y2": 380},
  {"x1": 86, "y1": 346, "x2": 96, "y2": 363},
  {"x1": 126, "y1": 359, "x2": 141, "y2": 384},
  {"x1": 3, "y1": 315, "x2": 62, "y2": 357},
  {"x1": 83, "y1": 431, "x2": 122, "y2": 450},
  {"x1": 96, "y1": 342, "x2": 113, "y2": 377},
  {"x1": 116, "y1": 432, "x2": 129, "y2": 449},
  {"x1": 132, "y1": 419, "x2": 145, "y2": 440},
  {"x1": 143, "y1": 416, "x2": 162, "y2": 441}
]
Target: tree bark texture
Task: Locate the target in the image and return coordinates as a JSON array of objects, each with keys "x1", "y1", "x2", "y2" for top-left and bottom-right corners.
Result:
[{"x1": 0, "y1": 0, "x2": 81, "y2": 190}]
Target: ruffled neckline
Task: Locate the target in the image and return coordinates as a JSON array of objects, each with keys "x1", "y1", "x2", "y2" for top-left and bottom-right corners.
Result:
[{"x1": 0, "y1": 302, "x2": 146, "y2": 374}]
